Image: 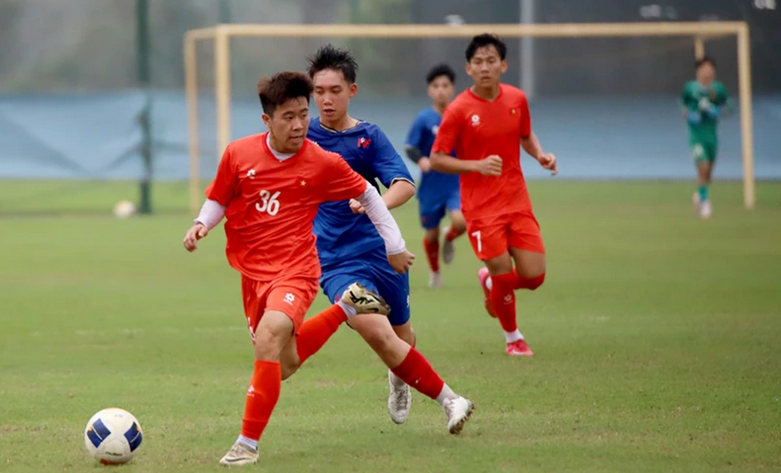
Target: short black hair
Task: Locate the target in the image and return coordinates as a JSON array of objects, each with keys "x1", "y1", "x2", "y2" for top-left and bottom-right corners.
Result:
[
  {"x1": 695, "y1": 56, "x2": 717, "y2": 70},
  {"x1": 307, "y1": 44, "x2": 359, "y2": 84},
  {"x1": 465, "y1": 33, "x2": 507, "y2": 61},
  {"x1": 426, "y1": 63, "x2": 456, "y2": 85},
  {"x1": 257, "y1": 71, "x2": 314, "y2": 116}
]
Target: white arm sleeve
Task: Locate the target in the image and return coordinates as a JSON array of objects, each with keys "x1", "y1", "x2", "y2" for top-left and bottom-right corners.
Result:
[
  {"x1": 194, "y1": 199, "x2": 226, "y2": 230},
  {"x1": 355, "y1": 184, "x2": 407, "y2": 255}
]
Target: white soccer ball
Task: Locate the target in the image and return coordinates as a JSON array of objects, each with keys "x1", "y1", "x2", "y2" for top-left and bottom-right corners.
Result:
[
  {"x1": 113, "y1": 200, "x2": 137, "y2": 218},
  {"x1": 84, "y1": 408, "x2": 143, "y2": 465}
]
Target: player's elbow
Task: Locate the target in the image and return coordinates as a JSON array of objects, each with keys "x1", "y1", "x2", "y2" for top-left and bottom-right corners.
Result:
[{"x1": 393, "y1": 180, "x2": 416, "y2": 203}]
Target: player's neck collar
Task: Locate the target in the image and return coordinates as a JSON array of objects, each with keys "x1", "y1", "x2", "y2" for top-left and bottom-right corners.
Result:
[
  {"x1": 469, "y1": 84, "x2": 502, "y2": 102},
  {"x1": 318, "y1": 116, "x2": 363, "y2": 133}
]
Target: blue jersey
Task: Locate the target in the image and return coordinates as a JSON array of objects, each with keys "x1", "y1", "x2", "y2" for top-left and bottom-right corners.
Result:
[
  {"x1": 405, "y1": 107, "x2": 460, "y2": 206},
  {"x1": 308, "y1": 118, "x2": 414, "y2": 269}
]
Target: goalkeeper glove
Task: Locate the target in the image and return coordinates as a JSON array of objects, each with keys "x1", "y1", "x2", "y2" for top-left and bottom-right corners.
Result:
[{"x1": 687, "y1": 110, "x2": 702, "y2": 125}]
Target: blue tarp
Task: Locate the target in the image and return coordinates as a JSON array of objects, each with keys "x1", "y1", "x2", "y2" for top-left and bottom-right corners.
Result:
[{"x1": 1, "y1": 91, "x2": 779, "y2": 181}]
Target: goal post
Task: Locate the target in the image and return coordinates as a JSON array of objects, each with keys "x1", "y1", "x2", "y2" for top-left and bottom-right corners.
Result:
[{"x1": 184, "y1": 22, "x2": 754, "y2": 215}]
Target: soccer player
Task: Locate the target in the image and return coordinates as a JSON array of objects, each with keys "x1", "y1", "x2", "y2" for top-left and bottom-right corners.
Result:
[
  {"x1": 183, "y1": 71, "x2": 415, "y2": 466},
  {"x1": 405, "y1": 64, "x2": 466, "y2": 288},
  {"x1": 681, "y1": 56, "x2": 730, "y2": 219},
  {"x1": 282, "y1": 45, "x2": 473, "y2": 428},
  {"x1": 430, "y1": 34, "x2": 558, "y2": 357}
]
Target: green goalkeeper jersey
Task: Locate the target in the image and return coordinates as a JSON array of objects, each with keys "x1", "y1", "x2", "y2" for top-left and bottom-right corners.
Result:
[{"x1": 680, "y1": 80, "x2": 729, "y2": 142}]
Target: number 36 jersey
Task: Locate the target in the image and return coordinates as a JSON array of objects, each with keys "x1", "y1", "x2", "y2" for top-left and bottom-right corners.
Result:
[{"x1": 205, "y1": 132, "x2": 367, "y2": 282}]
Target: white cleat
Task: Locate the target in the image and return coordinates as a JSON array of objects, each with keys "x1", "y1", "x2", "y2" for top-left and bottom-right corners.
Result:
[
  {"x1": 699, "y1": 200, "x2": 712, "y2": 219},
  {"x1": 443, "y1": 396, "x2": 474, "y2": 434},
  {"x1": 219, "y1": 442, "x2": 258, "y2": 467},
  {"x1": 428, "y1": 271, "x2": 443, "y2": 289},
  {"x1": 341, "y1": 282, "x2": 391, "y2": 315},
  {"x1": 387, "y1": 370, "x2": 412, "y2": 424},
  {"x1": 442, "y1": 226, "x2": 455, "y2": 264}
]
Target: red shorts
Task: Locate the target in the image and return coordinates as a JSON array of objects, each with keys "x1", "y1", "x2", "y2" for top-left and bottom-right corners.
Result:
[
  {"x1": 466, "y1": 211, "x2": 545, "y2": 261},
  {"x1": 241, "y1": 275, "x2": 319, "y2": 342}
]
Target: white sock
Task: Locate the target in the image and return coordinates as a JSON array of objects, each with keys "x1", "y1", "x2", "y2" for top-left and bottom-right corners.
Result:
[
  {"x1": 336, "y1": 299, "x2": 357, "y2": 318},
  {"x1": 504, "y1": 330, "x2": 523, "y2": 344},
  {"x1": 388, "y1": 369, "x2": 407, "y2": 388},
  {"x1": 435, "y1": 384, "x2": 458, "y2": 405},
  {"x1": 236, "y1": 435, "x2": 258, "y2": 450},
  {"x1": 485, "y1": 276, "x2": 493, "y2": 290}
]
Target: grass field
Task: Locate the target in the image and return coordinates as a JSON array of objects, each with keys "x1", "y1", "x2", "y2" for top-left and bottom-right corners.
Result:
[{"x1": 1, "y1": 180, "x2": 781, "y2": 472}]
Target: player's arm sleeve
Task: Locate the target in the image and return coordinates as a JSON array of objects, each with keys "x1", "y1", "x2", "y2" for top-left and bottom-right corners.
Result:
[
  {"x1": 204, "y1": 146, "x2": 237, "y2": 206},
  {"x1": 431, "y1": 107, "x2": 460, "y2": 156},
  {"x1": 371, "y1": 128, "x2": 415, "y2": 189},
  {"x1": 195, "y1": 199, "x2": 226, "y2": 229},
  {"x1": 354, "y1": 185, "x2": 406, "y2": 255},
  {"x1": 404, "y1": 116, "x2": 425, "y2": 164},
  {"x1": 519, "y1": 93, "x2": 532, "y2": 139}
]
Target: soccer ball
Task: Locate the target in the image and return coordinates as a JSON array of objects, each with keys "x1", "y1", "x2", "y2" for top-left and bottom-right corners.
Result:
[
  {"x1": 113, "y1": 200, "x2": 137, "y2": 218},
  {"x1": 84, "y1": 408, "x2": 143, "y2": 465}
]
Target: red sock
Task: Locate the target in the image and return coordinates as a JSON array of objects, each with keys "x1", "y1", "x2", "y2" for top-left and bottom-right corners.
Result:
[
  {"x1": 445, "y1": 226, "x2": 464, "y2": 242},
  {"x1": 423, "y1": 237, "x2": 440, "y2": 272},
  {"x1": 296, "y1": 304, "x2": 348, "y2": 364},
  {"x1": 390, "y1": 348, "x2": 445, "y2": 400},
  {"x1": 512, "y1": 269, "x2": 546, "y2": 291},
  {"x1": 491, "y1": 272, "x2": 518, "y2": 332},
  {"x1": 241, "y1": 360, "x2": 281, "y2": 441}
]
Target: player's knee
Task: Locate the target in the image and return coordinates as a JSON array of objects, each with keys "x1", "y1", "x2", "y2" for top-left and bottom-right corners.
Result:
[
  {"x1": 361, "y1": 325, "x2": 397, "y2": 355},
  {"x1": 526, "y1": 272, "x2": 545, "y2": 291}
]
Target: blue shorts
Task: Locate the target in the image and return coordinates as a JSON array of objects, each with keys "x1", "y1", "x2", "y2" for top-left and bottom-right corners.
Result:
[
  {"x1": 320, "y1": 250, "x2": 410, "y2": 326},
  {"x1": 419, "y1": 188, "x2": 461, "y2": 230}
]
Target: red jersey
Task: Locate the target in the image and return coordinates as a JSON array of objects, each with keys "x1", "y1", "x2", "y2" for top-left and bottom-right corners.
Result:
[
  {"x1": 432, "y1": 84, "x2": 533, "y2": 220},
  {"x1": 206, "y1": 132, "x2": 367, "y2": 282}
]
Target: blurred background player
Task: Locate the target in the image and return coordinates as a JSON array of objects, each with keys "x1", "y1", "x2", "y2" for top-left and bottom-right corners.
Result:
[
  {"x1": 183, "y1": 71, "x2": 416, "y2": 466},
  {"x1": 681, "y1": 56, "x2": 730, "y2": 220},
  {"x1": 405, "y1": 64, "x2": 466, "y2": 288},
  {"x1": 431, "y1": 34, "x2": 558, "y2": 357},
  {"x1": 283, "y1": 45, "x2": 474, "y2": 430}
]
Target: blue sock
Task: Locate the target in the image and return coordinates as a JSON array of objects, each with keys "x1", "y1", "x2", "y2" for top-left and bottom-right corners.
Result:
[{"x1": 698, "y1": 185, "x2": 709, "y2": 202}]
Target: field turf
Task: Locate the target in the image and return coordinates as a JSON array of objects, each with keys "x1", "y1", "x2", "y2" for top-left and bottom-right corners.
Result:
[{"x1": 1, "y1": 180, "x2": 780, "y2": 472}]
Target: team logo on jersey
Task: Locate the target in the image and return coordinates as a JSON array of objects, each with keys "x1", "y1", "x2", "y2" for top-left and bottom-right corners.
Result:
[
  {"x1": 471, "y1": 114, "x2": 481, "y2": 126},
  {"x1": 246, "y1": 169, "x2": 256, "y2": 179},
  {"x1": 357, "y1": 137, "x2": 371, "y2": 149},
  {"x1": 511, "y1": 108, "x2": 517, "y2": 115},
  {"x1": 432, "y1": 125, "x2": 439, "y2": 135}
]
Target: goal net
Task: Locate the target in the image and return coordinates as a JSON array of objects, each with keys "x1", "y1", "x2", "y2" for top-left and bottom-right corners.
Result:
[{"x1": 184, "y1": 22, "x2": 755, "y2": 215}]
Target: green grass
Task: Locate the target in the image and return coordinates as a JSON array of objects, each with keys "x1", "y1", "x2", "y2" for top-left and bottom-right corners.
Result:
[{"x1": 1, "y1": 181, "x2": 781, "y2": 472}]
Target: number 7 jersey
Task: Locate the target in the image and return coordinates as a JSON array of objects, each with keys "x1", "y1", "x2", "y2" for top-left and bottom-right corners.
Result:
[{"x1": 205, "y1": 132, "x2": 368, "y2": 282}]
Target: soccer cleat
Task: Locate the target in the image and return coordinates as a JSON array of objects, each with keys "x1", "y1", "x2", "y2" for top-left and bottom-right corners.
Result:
[
  {"x1": 387, "y1": 370, "x2": 412, "y2": 424},
  {"x1": 442, "y1": 226, "x2": 456, "y2": 264},
  {"x1": 341, "y1": 282, "x2": 391, "y2": 316},
  {"x1": 443, "y1": 396, "x2": 474, "y2": 434},
  {"x1": 506, "y1": 339, "x2": 534, "y2": 356},
  {"x1": 699, "y1": 200, "x2": 712, "y2": 219},
  {"x1": 428, "y1": 271, "x2": 443, "y2": 289},
  {"x1": 477, "y1": 268, "x2": 497, "y2": 318},
  {"x1": 219, "y1": 442, "x2": 258, "y2": 467}
]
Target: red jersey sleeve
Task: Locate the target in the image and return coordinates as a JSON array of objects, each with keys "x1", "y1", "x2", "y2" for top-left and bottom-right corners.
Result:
[
  {"x1": 204, "y1": 146, "x2": 237, "y2": 206},
  {"x1": 519, "y1": 92, "x2": 532, "y2": 139},
  {"x1": 317, "y1": 152, "x2": 368, "y2": 203},
  {"x1": 431, "y1": 104, "x2": 462, "y2": 156}
]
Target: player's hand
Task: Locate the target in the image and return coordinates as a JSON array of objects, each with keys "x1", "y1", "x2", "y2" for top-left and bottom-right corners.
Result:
[
  {"x1": 183, "y1": 223, "x2": 209, "y2": 252},
  {"x1": 418, "y1": 157, "x2": 431, "y2": 173},
  {"x1": 537, "y1": 152, "x2": 558, "y2": 176},
  {"x1": 387, "y1": 250, "x2": 415, "y2": 274},
  {"x1": 476, "y1": 155, "x2": 502, "y2": 176},
  {"x1": 349, "y1": 199, "x2": 366, "y2": 214}
]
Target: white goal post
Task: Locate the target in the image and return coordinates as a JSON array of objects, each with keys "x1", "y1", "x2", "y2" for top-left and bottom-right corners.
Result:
[{"x1": 184, "y1": 22, "x2": 754, "y2": 214}]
